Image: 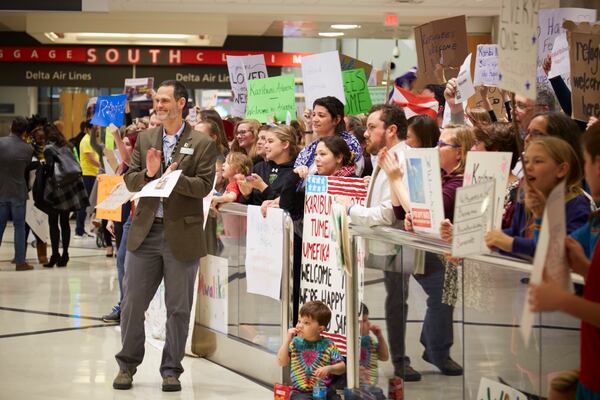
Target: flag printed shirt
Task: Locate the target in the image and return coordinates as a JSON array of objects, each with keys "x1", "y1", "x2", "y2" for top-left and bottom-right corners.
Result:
[{"x1": 289, "y1": 336, "x2": 344, "y2": 392}]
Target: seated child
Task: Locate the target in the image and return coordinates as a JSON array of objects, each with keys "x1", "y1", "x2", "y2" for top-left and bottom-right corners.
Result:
[
  {"x1": 212, "y1": 152, "x2": 252, "y2": 206},
  {"x1": 277, "y1": 301, "x2": 346, "y2": 400},
  {"x1": 359, "y1": 304, "x2": 389, "y2": 400}
]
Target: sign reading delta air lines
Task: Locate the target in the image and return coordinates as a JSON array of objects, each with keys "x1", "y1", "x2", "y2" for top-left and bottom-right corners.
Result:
[{"x1": 0, "y1": 46, "x2": 308, "y2": 67}]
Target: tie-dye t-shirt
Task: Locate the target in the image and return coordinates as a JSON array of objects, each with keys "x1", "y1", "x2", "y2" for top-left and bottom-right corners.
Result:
[
  {"x1": 360, "y1": 335, "x2": 380, "y2": 385},
  {"x1": 289, "y1": 336, "x2": 343, "y2": 392}
]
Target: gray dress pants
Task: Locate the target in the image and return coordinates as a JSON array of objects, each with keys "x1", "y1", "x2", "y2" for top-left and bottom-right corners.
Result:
[{"x1": 115, "y1": 223, "x2": 199, "y2": 378}]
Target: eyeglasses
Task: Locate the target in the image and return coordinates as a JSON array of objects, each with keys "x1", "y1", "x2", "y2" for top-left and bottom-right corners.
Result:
[
  {"x1": 437, "y1": 140, "x2": 460, "y2": 148},
  {"x1": 236, "y1": 130, "x2": 251, "y2": 136}
]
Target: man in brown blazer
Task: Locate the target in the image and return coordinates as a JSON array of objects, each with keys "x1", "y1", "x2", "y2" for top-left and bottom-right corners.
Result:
[{"x1": 114, "y1": 80, "x2": 217, "y2": 392}]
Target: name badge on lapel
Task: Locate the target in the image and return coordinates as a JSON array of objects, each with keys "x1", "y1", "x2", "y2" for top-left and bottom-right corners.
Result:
[{"x1": 180, "y1": 147, "x2": 194, "y2": 155}]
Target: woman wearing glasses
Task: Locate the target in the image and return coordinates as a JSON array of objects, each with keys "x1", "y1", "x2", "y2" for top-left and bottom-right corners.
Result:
[{"x1": 230, "y1": 119, "x2": 262, "y2": 164}]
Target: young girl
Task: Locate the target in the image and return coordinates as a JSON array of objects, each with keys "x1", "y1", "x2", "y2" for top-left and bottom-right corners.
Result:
[
  {"x1": 212, "y1": 152, "x2": 252, "y2": 206},
  {"x1": 485, "y1": 136, "x2": 590, "y2": 258}
]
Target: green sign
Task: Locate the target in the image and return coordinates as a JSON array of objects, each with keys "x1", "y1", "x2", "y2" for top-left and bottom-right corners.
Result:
[
  {"x1": 342, "y1": 69, "x2": 372, "y2": 115},
  {"x1": 368, "y1": 86, "x2": 389, "y2": 106},
  {"x1": 246, "y1": 75, "x2": 296, "y2": 123}
]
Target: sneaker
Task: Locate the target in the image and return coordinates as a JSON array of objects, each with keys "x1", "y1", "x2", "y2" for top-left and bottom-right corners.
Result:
[
  {"x1": 73, "y1": 234, "x2": 85, "y2": 240},
  {"x1": 113, "y1": 369, "x2": 136, "y2": 390},
  {"x1": 16, "y1": 263, "x2": 34, "y2": 271},
  {"x1": 422, "y1": 352, "x2": 463, "y2": 376},
  {"x1": 162, "y1": 376, "x2": 181, "y2": 392},
  {"x1": 393, "y1": 365, "x2": 422, "y2": 382},
  {"x1": 102, "y1": 309, "x2": 120, "y2": 323}
]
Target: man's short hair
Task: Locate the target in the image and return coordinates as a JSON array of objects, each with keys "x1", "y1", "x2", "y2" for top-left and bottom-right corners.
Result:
[
  {"x1": 368, "y1": 104, "x2": 408, "y2": 140},
  {"x1": 11, "y1": 117, "x2": 28, "y2": 135},
  {"x1": 299, "y1": 301, "x2": 332, "y2": 327},
  {"x1": 159, "y1": 80, "x2": 189, "y2": 105},
  {"x1": 536, "y1": 85, "x2": 557, "y2": 112}
]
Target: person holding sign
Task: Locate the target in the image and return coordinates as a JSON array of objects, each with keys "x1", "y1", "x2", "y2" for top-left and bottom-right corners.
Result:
[
  {"x1": 528, "y1": 125, "x2": 600, "y2": 400},
  {"x1": 294, "y1": 97, "x2": 363, "y2": 178},
  {"x1": 485, "y1": 137, "x2": 590, "y2": 258},
  {"x1": 114, "y1": 80, "x2": 217, "y2": 392}
]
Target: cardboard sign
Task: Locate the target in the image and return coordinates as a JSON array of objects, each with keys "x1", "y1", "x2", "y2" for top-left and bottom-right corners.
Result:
[
  {"x1": 476, "y1": 377, "x2": 527, "y2": 400},
  {"x1": 455, "y1": 53, "x2": 475, "y2": 104},
  {"x1": 226, "y1": 54, "x2": 268, "y2": 118},
  {"x1": 368, "y1": 86, "x2": 388, "y2": 106},
  {"x1": 565, "y1": 21, "x2": 600, "y2": 121},
  {"x1": 414, "y1": 15, "x2": 468, "y2": 87},
  {"x1": 537, "y1": 8, "x2": 597, "y2": 86},
  {"x1": 301, "y1": 51, "x2": 346, "y2": 109},
  {"x1": 91, "y1": 94, "x2": 128, "y2": 127},
  {"x1": 473, "y1": 87, "x2": 505, "y2": 121},
  {"x1": 95, "y1": 174, "x2": 124, "y2": 221},
  {"x1": 463, "y1": 151, "x2": 512, "y2": 230},
  {"x1": 498, "y1": 0, "x2": 539, "y2": 99},
  {"x1": 473, "y1": 45, "x2": 499, "y2": 87},
  {"x1": 245, "y1": 75, "x2": 296, "y2": 123},
  {"x1": 403, "y1": 148, "x2": 444, "y2": 237},
  {"x1": 339, "y1": 54, "x2": 373, "y2": 81},
  {"x1": 451, "y1": 180, "x2": 495, "y2": 258},
  {"x1": 300, "y1": 176, "x2": 367, "y2": 355},
  {"x1": 342, "y1": 69, "x2": 372, "y2": 115},
  {"x1": 124, "y1": 77, "x2": 154, "y2": 102}
]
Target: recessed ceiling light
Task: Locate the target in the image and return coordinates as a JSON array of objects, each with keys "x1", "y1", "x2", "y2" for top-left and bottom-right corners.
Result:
[
  {"x1": 318, "y1": 32, "x2": 344, "y2": 37},
  {"x1": 330, "y1": 24, "x2": 361, "y2": 30}
]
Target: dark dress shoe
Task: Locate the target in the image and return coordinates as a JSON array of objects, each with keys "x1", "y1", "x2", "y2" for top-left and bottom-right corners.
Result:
[
  {"x1": 57, "y1": 253, "x2": 69, "y2": 267},
  {"x1": 43, "y1": 255, "x2": 60, "y2": 268},
  {"x1": 162, "y1": 376, "x2": 181, "y2": 392},
  {"x1": 394, "y1": 365, "x2": 422, "y2": 382},
  {"x1": 422, "y1": 352, "x2": 463, "y2": 376}
]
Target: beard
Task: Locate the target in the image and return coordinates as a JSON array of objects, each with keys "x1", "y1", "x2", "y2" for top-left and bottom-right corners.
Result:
[{"x1": 365, "y1": 139, "x2": 384, "y2": 155}]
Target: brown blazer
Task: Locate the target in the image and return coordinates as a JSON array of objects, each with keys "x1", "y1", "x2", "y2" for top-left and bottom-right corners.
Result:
[{"x1": 124, "y1": 122, "x2": 217, "y2": 262}]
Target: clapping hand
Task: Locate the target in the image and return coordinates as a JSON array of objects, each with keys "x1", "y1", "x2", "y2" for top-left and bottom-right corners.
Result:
[
  {"x1": 146, "y1": 148, "x2": 162, "y2": 178},
  {"x1": 377, "y1": 148, "x2": 404, "y2": 181},
  {"x1": 294, "y1": 166, "x2": 310, "y2": 179}
]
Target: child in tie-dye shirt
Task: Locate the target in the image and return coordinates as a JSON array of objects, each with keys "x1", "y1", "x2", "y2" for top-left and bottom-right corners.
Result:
[
  {"x1": 359, "y1": 304, "x2": 389, "y2": 400},
  {"x1": 277, "y1": 301, "x2": 345, "y2": 399}
]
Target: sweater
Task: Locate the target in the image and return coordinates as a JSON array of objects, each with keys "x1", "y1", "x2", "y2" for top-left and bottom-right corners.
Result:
[{"x1": 242, "y1": 159, "x2": 297, "y2": 206}]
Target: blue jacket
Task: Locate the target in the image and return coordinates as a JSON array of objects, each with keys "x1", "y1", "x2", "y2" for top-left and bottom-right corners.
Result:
[{"x1": 570, "y1": 213, "x2": 600, "y2": 259}]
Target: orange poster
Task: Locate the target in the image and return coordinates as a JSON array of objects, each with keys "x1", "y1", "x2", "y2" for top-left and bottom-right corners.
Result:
[{"x1": 96, "y1": 174, "x2": 124, "y2": 221}]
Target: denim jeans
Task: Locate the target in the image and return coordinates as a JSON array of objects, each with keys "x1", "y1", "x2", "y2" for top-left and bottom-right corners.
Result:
[
  {"x1": 114, "y1": 216, "x2": 131, "y2": 311},
  {"x1": 0, "y1": 198, "x2": 27, "y2": 264}
]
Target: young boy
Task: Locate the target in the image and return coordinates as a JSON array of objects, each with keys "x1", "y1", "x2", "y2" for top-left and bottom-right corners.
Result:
[
  {"x1": 529, "y1": 122, "x2": 600, "y2": 399},
  {"x1": 277, "y1": 301, "x2": 346, "y2": 400},
  {"x1": 211, "y1": 152, "x2": 252, "y2": 206},
  {"x1": 359, "y1": 304, "x2": 389, "y2": 399}
]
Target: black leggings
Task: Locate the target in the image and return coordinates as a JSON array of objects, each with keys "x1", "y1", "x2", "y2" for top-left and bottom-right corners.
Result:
[
  {"x1": 101, "y1": 219, "x2": 113, "y2": 247},
  {"x1": 48, "y1": 210, "x2": 70, "y2": 256}
]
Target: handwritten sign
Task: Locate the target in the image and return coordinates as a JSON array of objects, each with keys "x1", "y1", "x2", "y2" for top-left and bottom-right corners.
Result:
[
  {"x1": 226, "y1": 54, "x2": 269, "y2": 118},
  {"x1": 414, "y1": 15, "x2": 468, "y2": 87},
  {"x1": 403, "y1": 148, "x2": 444, "y2": 237},
  {"x1": 96, "y1": 180, "x2": 132, "y2": 211},
  {"x1": 301, "y1": 176, "x2": 367, "y2": 355},
  {"x1": 91, "y1": 94, "x2": 127, "y2": 127},
  {"x1": 455, "y1": 53, "x2": 475, "y2": 104},
  {"x1": 463, "y1": 151, "x2": 512, "y2": 230},
  {"x1": 201, "y1": 89, "x2": 219, "y2": 108},
  {"x1": 368, "y1": 86, "x2": 388, "y2": 106},
  {"x1": 25, "y1": 193, "x2": 50, "y2": 244},
  {"x1": 473, "y1": 45, "x2": 499, "y2": 87},
  {"x1": 131, "y1": 169, "x2": 182, "y2": 200},
  {"x1": 548, "y1": 33, "x2": 570, "y2": 80},
  {"x1": 301, "y1": 51, "x2": 346, "y2": 109},
  {"x1": 245, "y1": 75, "x2": 296, "y2": 123},
  {"x1": 95, "y1": 175, "x2": 124, "y2": 221},
  {"x1": 342, "y1": 69, "x2": 372, "y2": 115},
  {"x1": 198, "y1": 255, "x2": 229, "y2": 335},
  {"x1": 498, "y1": 0, "x2": 539, "y2": 99},
  {"x1": 565, "y1": 21, "x2": 600, "y2": 121},
  {"x1": 339, "y1": 54, "x2": 373, "y2": 81},
  {"x1": 537, "y1": 8, "x2": 597, "y2": 86},
  {"x1": 245, "y1": 206, "x2": 285, "y2": 300},
  {"x1": 476, "y1": 377, "x2": 527, "y2": 400},
  {"x1": 124, "y1": 77, "x2": 154, "y2": 102},
  {"x1": 451, "y1": 181, "x2": 494, "y2": 258}
]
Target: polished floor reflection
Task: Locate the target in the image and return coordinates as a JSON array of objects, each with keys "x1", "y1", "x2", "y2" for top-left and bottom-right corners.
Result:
[{"x1": 0, "y1": 225, "x2": 271, "y2": 400}]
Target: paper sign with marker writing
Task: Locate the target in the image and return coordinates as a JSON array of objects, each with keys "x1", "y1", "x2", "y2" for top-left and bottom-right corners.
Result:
[
  {"x1": 368, "y1": 86, "x2": 389, "y2": 106},
  {"x1": 201, "y1": 89, "x2": 219, "y2": 108},
  {"x1": 301, "y1": 51, "x2": 346, "y2": 109},
  {"x1": 301, "y1": 175, "x2": 367, "y2": 356},
  {"x1": 548, "y1": 33, "x2": 571, "y2": 80},
  {"x1": 477, "y1": 377, "x2": 527, "y2": 400},
  {"x1": 245, "y1": 206, "x2": 285, "y2": 300},
  {"x1": 96, "y1": 180, "x2": 132, "y2": 211},
  {"x1": 403, "y1": 148, "x2": 444, "y2": 237},
  {"x1": 245, "y1": 75, "x2": 296, "y2": 123},
  {"x1": 455, "y1": 53, "x2": 474, "y2": 104},
  {"x1": 124, "y1": 77, "x2": 154, "y2": 102},
  {"x1": 537, "y1": 8, "x2": 597, "y2": 86},
  {"x1": 498, "y1": 0, "x2": 539, "y2": 99},
  {"x1": 91, "y1": 94, "x2": 128, "y2": 127},
  {"x1": 463, "y1": 151, "x2": 512, "y2": 230},
  {"x1": 342, "y1": 69, "x2": 372, "y2": 115},
  {"x1": 451, "y1": 180, "x2": 494, "y2": 258},
  {"x1": 131, "y1": 169, "x2": 182, "y2": 200},
  {"x1": 473, "y1": 45, "x2": 499, "y2": 87},
  {"x1": 227, "y1": 54, "x2": 269, "y2": 118},
  {"x1": 95, "y1": 175, "x2": 125, "y2": 221},
  {"x1": 26, "y1": 193, "x2": 50, "y2": 244},
  {"x1": 198, "y1": 255, "x2": 229, "y2": 335}
]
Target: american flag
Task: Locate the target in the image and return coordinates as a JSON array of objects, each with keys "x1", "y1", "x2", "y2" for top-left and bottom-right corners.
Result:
[
  {"x1": 389, "y1": 84, "x2": 439, "y2": 120},
  {"x1": 326, "y1": 176, "x2": 368, "y2": 198},
  {"x1": 321, "y1": 332, "x2": 347, "y2": 356}
]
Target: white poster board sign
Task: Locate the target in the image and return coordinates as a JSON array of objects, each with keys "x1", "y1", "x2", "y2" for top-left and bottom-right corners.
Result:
[
  {"x1": 403, "y1": 148, "x2": 445, "y2": 237},
  {"x1": 131, "y1": 170, "x2": 182, "y2": 200},
  {"x1": 463, "y1": 151, "x2": 512, "y2": 230},
  {"x1": 245, "y1": 205, "x2": 284, "y2": 300},
  {"x1": 455, "y1": 53, "x2": 475, "y2": 104},
  {"x1": 498, "y1": 0, "x2": 539, "y2": 99},
  {"x1": 25, "y1": 194, "x2": 50, "y2": 244},
  {"x1": 226, "y1": 54, "x2": 269, "y2": 118},
  {"x1": 301, "y1": 51, "x2": 346, "y2": 109},
  {"x1": 477, "y1": 377, "x2": 527, "y2": 400},
  {"x1": 548, "y1": 33, "x2": 571, "y2": 80},
  {"x1": 473, "y1": 45, "x2": 499, "y2": 87},
  {"x1": 201, "y1": 90, "x2": 219, "y2": 109},
  {"x1": 198, "y1": 255, "x2": 229, "y2": 335},
  {"x1": 451, "y1": 181, "x2": 495, "y2": 258}
]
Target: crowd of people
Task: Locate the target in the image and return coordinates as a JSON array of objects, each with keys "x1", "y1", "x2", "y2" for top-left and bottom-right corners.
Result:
[{"x1": 0, "y1": 61, "x2": 599, "y2": 398}]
